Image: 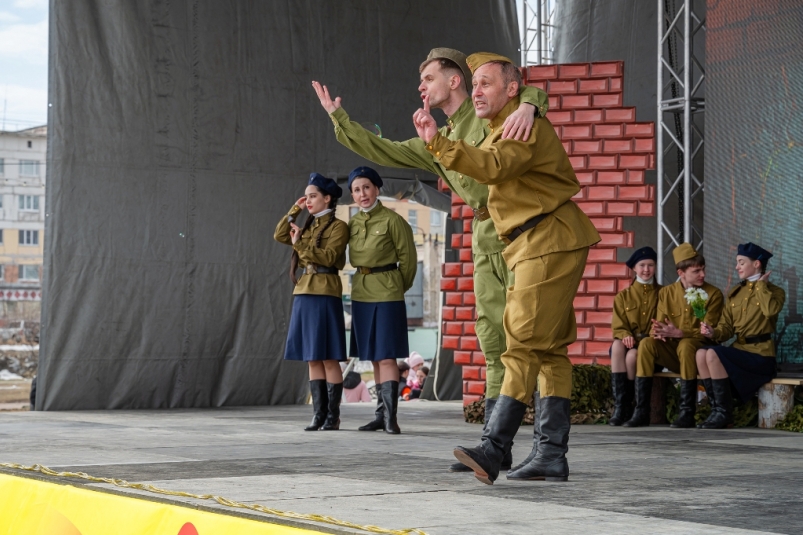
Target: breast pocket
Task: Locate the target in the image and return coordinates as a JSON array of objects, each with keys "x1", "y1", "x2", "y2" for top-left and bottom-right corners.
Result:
[{"x1": 365, "y1": 223, "x2": 389, "y2": 249}]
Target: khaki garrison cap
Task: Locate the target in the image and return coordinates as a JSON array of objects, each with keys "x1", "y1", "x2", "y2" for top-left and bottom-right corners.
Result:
[
  {"x1": 466, "y1": 52, "x2": 515, "y2": 74},
  {"x1": 425, "y1": 48, "x2": 472, "y2": 93},
  {"x1": 672, "y1": 242, "x2": 699, "y2": 265}
]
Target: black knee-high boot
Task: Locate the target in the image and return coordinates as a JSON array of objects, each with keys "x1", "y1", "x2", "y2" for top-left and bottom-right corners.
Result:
[
  {"x1": 508, "y1": 391, "x2": 540, "y2": 473},
  {"x1": 450, "y1": 397, "x2": 514, "y2": 471},
  {"x1": 321, "y1": 382, "x2": 343, "y2": 431},
  {"x1": 305, "y1": 380, "x2": 329, "y2": 431},
  {"x1": 507, "y1": 396, "x2": 571, "y2": 481},
  {"x1": 608, "y1": 373, "x2": 634, "y2": 426},
  {"x1": 701, "y1": 379, "x2": 734, "y2": 429},
  {"x1": 623, "y1": 377, "x2": 652, "y2": 427},
  {"x1": 453, "y1": 395, "x2": 528, "y2": 485},
  {"x1": 358, "y1": 382, "x2": 385, "y2": 431},
  {"x1": 697, "y1": 378, "x2": 717, "y2": 429},
  {"x1": 671, "y1": 379, "x2": 698, "y2": 428},
  {"x1": 381, "y1": 381, "x2": 401, "y2": 434}
]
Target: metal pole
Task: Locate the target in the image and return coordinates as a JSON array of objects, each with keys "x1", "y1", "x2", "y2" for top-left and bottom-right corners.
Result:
[
  {"x1": 656, "y1": 0, "x2": 664, "y2": 283},
  {"x1": 536, "y1": 1, "x2": 543, "y2": 65},
  {"x1": 683, "y1": 1, "x2": 692, "y2": 243}
]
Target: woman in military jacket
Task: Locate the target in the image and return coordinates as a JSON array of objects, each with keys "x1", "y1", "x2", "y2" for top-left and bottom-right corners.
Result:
[
  {"x1": 346, "y1": 166, "x2": 417, "y2": 435},
  {"x1": 608, "y1": 247, "x2": 660, "y2": 426},
  {"x1": 274, "y1": 173, "x2": 349, "y2": 431},
  {"x1": 698, "y1": 242, "x2": 785, "y2": 429}
]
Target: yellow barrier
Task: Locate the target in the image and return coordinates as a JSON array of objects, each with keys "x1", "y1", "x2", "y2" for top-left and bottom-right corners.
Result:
[{"x1": 0, "y1": 473, "x2": 325, "y2": 535}]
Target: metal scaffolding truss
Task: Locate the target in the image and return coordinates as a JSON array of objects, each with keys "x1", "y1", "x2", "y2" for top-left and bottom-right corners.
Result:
[
  {"x1": 656, "y1": 0, "x2": 706, "y2": 282},
  {"x1": 518, "y1": 0, "x2": 557, "y2": 66}
]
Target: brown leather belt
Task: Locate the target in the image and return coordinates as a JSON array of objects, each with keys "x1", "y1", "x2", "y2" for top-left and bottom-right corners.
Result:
[
  {"x1": 472, "y1": 206, "x2": 491, "y2": 221},
  {"x1": 355, "y1": 263, "x2": 398, "y2": 275},
  {"x1": 305, "y1": 264, "x2": 338, "y2": 275},
  {"x1": 502, "y1": 213, "x2": 549, "y2": 244},
  {"x1": 737, "y1": 333, "x2": 773, "y2": 345}
]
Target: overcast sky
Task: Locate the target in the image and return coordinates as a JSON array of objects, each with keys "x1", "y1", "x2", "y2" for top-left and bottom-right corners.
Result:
[{"x1": 0, "y1": 0, "x2": 48, "y2": 131}]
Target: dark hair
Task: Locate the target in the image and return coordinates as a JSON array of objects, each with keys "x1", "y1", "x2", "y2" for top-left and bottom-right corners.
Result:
[
  {"x1": 419, "y1": 58, "x2": 465, "y2": 90},
  {"x1": 676, "y1": 254, "x2": 706, "y2": 272},
  {"x1": 289, "y1": 191, "x2": 338, "y2": 285},
  {"x1": 398, "y1": 361, "x2": 411, "y2": 372},
  {"x1": 421, "y1": 366, "x2": 429, "y2": 376}
]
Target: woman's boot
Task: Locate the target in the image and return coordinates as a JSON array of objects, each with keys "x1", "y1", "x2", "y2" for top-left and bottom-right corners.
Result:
[
  {"x1": 701, "y1": 379, "x2": 734, "y2": 429},
  {"x1": 507, "y1": 396, "x2": 571, "y2": 481},
  {"x1": 508, "y1": 391, "x2": 540, "y2": 473},
  {"x1": 608, "y1": 372, "x2": 632, "y2": 426},
  {"x1": 321, "y1": 382, "x2": 343, "y2": 431},
  {"x1": 358, "y1": 382, "x2": 385, "y2": 431},
  {"x1": 305, "y1": 380, "x2": 329, "y2": 431},
  {"x1": 697, "y1": 378, "x2": 717, "y2": 428},
  {"x1": 623, "y1": 377, "x2": 653, "y2": 427},
  {"x1": 671, "y1": 379, "x2": 698, "y2": 428},
  {"x1": 381, "y1": 381, "x2": 401, "y2": 434}
]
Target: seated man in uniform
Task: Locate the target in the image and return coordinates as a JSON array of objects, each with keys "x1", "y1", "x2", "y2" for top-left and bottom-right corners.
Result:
[{"x1": 624, "y1": 243, "x2": 724, "y2": 428}]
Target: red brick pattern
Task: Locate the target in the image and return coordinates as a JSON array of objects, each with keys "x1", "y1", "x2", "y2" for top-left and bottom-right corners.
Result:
[{"x1": 440, "y1": 62, "x2": 656, "y2": 404}]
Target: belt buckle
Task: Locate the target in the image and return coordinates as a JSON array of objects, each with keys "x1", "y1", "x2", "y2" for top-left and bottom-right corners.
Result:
[
  {"x1": 305, "y1": 264, "x2": 317, "y2": 275},
  {"x1": 358, "y1": 267, "x2": 371, "y2": 275}
]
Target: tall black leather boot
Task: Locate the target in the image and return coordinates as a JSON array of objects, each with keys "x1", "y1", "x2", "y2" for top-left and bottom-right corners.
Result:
[
  {"x1": 321, "y1": 382, "x2": 343, "y2": 431},
  {"x1": 671, "y1": 379, "x2": 698, "y2": 428},
  {"x1": 701, "y1": 378, "x2": 734, "y2": 429},
  {"x1": 358, "y1": 383, "x2": 385, "y2": 431},
  {"x1": 608, "y1": 372, "x2": 632, "y2": 426},
  {"x1": 623, "y1": 377, "x2": 652, "y2": 427},
  {"x1": 507, "y1": 396, "x2": 570, "y2": 481},
  {"x1": 697, "y1": 378, "x2": 717, "y2": 429},
  {"x1": 381, "y1": 380, "x2": 401, "y2": 434},
  {"x1": 305, "y1": 380, "x2": 329, "y2": 431},
  {"x1": 453, "y1": 395, "x2": 527, "y2": 485},
  {"x1": 508, "y1": 391, "x2": 540, "y2": 473},
  {"x1": 449, "y1": 397, "x2": 514, "y2": 472}
]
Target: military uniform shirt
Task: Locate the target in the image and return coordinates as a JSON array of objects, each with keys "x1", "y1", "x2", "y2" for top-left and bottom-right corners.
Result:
[
  {"x1": 425, "y1": 97, "x2": 601, "y2": 268},
  {"x1": 274, "y1": 204, "x2": 348, "y2": 298},
  {"x1": 612, "y1": 281, "x2": 661, "y2": 340},
  {"x1": 329, "y1": 86, "x2": 549, "y2": 255},
  {"x1": 712, "y1": 280, "x2": 785, "y2": 357},
  {"x1": 348, "y1": 201, "x2": 417, "y2": 303},
  {"x1": 655, "y1": 281, "x2": 724, "y2": 341}
]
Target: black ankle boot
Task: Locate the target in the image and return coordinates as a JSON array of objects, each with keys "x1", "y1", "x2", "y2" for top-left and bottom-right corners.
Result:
[
  {"x1": 508, "y1": 391, "x2": 540, "y2": 473},
  {"x1": 453, "y1": 395, "x2": 527, "y2": 485},
  {"x1": 671, "y1": 379, "x2": 698, "y2": 428},
  {"x1": 623, "y1": 377, "x2": 653, "y2": 427},
  {"x1": 381, "y1": 381, "x2": 401, "y2": 434},
  {"x1": 450, "y1": 397, "x2": 512, "y2": 472},
  {"x1": 608, "y1": 372, "x2": 633, "y2": 426},
  {"x1": 697, "y1": 378, "x2": 717, "y2": 429},
  {"x1": 321, "y1": 382, "x2": 343, "y2": 431},
  {"x1": 507, "y1": 396, "x2": 571, "y2": 481},
  {"x1": 358, "y1": 383, "x2": 385, "y2": 431},
  {"x1": 305, "y1": 380, "x2": 329, "y2": 431},
  {"x1": 701, "y1": 379, "x2": 734, "y2": 429}
]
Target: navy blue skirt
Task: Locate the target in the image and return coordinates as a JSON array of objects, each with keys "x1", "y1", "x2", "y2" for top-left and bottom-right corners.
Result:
[
  {"x1": 350, "y1": 300, "x2": 409, "y2": 361},
  {"x1": 284, "y1": 295, "x2": 347, "y2": 362},
  {"x1": 712, "y1": 346, "x2": 776, "y2": 402}
]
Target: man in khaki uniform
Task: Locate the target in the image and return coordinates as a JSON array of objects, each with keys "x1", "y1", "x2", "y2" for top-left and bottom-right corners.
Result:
[
  {"x1": 624, "y1": 243, "x2": 724, "y2": 428},
  {"x1": 413, "y1": 52, "x2": 600, "y2": 485}
]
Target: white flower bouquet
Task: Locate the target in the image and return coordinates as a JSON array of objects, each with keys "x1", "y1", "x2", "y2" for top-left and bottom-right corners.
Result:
[{"x1": 684, "y1": 287, "x2": 709, "y2": 320}]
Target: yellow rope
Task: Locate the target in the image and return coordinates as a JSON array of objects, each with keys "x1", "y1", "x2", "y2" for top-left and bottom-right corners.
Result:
[{"x1": 0, "y1": 462, "x2": 428, "y2": 535}]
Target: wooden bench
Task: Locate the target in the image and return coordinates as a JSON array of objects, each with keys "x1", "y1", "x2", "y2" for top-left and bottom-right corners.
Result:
[{"x1": 652, "y1": 372, "x2": 803, "y2": 428}]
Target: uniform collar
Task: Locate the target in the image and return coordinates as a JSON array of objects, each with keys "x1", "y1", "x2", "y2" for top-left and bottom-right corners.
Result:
[
  {"x1": 487, "y1": 97, "x2": 521, "y2": 134},
  {"x1": 313, "y1": 208, "x2": 333, "y2": 218},
  {"x1": 447, "y1": 98, "x2": 475, "y2": 131},
  {"x1": 361, "y1": 200, "x2": 380, "y2": 213},
  {"x1": 636, "y1": 276, "x2": 655, "y2": 285}
]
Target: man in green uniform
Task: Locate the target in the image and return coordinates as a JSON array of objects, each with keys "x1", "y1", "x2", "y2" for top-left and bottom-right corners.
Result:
[
  {"x1": 312, "y1": 48, "x2": 549, "y2": 471},
  {"x1": 623, "y1": 243, "x2": 724, "y2": 428},
  {"x1": 413, "y1": 52, "x2": 601, "y2": 485}
]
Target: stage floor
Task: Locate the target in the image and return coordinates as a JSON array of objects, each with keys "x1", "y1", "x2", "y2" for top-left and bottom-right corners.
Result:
[{"x1": 1, "y1": 401, "x2": 801, "y2": 534}]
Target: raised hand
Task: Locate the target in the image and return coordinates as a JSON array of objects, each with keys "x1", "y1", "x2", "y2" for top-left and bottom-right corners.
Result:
[
  {"x1": 501, "y1": 102, "x2": 535, "y2": 141},
  {"x1": 312, "y1": 81, "x2": 342, "y2": 114},
  {"x1": 759, "y1": 270, "x2": 772, "y2": 282},
  {"x1": 296, "y1": 196, "x2": 307, "y2": 208},
  {"x1": 412, "y1": 95, "x2": 439, "y2": 144},
  {"x1": 289, "y1": 222, "x2": 302, "y2": 244}
]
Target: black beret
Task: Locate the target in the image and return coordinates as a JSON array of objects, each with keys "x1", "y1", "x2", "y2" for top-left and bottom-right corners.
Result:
[
  {"x1": 348, "y1": 166, "x2": 383, "y2": 190},
  {"x1": 625, "y1": 246, "x2": 658, "y2": 269},
  {"x1": 308, "y1": 173, "x2": 342, "y2": 199},
  {"x1": 737, "y1": 242, "x2": 773, "y2": 262}
]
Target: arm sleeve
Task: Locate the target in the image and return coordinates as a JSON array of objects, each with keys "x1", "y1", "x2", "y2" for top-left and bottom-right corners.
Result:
[
  {"x1": 331, "y1": 108, "x2": 443, "y2": 176},
  {"x1": 611, "y1": 292, "x2": 634, "y2": 340},
  {"x1": 293, "y1": 221, "x2": 349, "y2": 267},
  {"x1": 391, "y1": 216, "x2": 418, "y2": 292},
  {"x1": 712, "y1": 302, "x2": 735, "y2": 342},
  {"x1": 426, "y1": 131, "x2": 538, "y2": 185},
  {"x1": 754, "y1": 281, "x2": 786, "y2": 317},
  {"x1": 518, "y1": 85, "x2": 550, "y2": 117},
  {"x1": 274, "y1": 204, "x2": 302, "y2": 245}
]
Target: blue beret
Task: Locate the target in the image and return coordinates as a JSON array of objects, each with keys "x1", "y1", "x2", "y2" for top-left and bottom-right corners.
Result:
[
  {"x1": 737, "y1": 242, "x2": 773, "y2": 263},
  {"x1": 348, "y1": 166, "x2": 383, "y2": 190},
  {"x1": 308, "y1": 173, "x2": 342, "y2": 199},
  {"x1": 625, "y1": 246, "x2": 657, "y2": 269}
]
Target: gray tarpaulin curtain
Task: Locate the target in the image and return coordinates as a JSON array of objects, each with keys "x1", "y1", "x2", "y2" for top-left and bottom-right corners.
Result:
[{"x1": 39, "y1": 0, "x2": 519, "y2": 409}]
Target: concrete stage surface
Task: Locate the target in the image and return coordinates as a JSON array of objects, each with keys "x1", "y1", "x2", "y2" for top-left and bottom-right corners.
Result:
[{"x1": 2, "y1": 401, "x2": 801, "y2": 534}]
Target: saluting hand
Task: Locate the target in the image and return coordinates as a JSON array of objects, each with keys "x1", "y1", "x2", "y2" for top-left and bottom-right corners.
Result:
[
  {"x1": 501, "y1": 102, "x2": 536, "y2": 141},
  {"x1": 312, "y1": 81, "x2": 342, "y2": 114},
  {"x1": 413, "y1": 95, "x2": 438, "y2": 144},
  {"x1": 296, "y1": 196, "x2": 307, "y2": 208}
]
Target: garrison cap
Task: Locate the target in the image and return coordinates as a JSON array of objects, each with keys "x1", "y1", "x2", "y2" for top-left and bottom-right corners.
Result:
[
  {"x1": 348, "y1": 166, "x2": 383, "y2": 190},
  {"x1": 424, "y1": 48, "x2": 472, "y2": 93},
  {"x1": 738, "y1": 242, "x2": 773, "y2": 263},
  {"x1": 672, "y1": 242, "x2": 699, "y2": 265},
  {"x1": 308, "y1": 173, "x2": 342, "y2": 199},
  {"x1": 466, "y1": 52, "x2": 515, "y2": 74},
  {"x1": 626, "y1": 246, "x2": 658, "y2": 269}
]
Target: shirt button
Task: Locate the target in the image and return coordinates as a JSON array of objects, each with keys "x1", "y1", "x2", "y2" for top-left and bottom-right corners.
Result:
[
  {"x1": 427, "y1": 145, "x2": 433, "y2": 150},
  {"x1": 471, "y1": 140, "x2": 476, "y2": 145},
  {"x1": 436, "y1": 151, "x2": 440, "y2": 156}
]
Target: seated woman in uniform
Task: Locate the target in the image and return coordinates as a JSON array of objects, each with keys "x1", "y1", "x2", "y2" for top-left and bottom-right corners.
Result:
[
  {"x1": 347, "y1": 166, "x2": 417, "y2": 434},
  {"x1": 698, "y1": 242, "x2": 785, "y2": 429},
  {"x1": 274, "y1": 173, "x2": 349, "y2": 431},
  {"x1": 608, "y1": 246, "x2": 660, "y2": 426}
]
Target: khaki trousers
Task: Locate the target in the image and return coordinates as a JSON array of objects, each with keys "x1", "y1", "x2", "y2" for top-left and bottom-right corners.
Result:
[{"x1": 636, "y1": 337, "x2": 701, "y2": 380}]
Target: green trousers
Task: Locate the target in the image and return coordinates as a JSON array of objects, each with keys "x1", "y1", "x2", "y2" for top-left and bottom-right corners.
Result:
[{"x1": 473, "y1": 251, "x2": 514, "y2": 399}]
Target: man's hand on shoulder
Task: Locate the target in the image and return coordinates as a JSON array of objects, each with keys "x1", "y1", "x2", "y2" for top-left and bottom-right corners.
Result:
[
  {"x1": 312, "y1": 81, "x2": 342, "y2": 114},
  {"x1": 501, "y1": 102, "x2": 535, "y2": 141}
]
